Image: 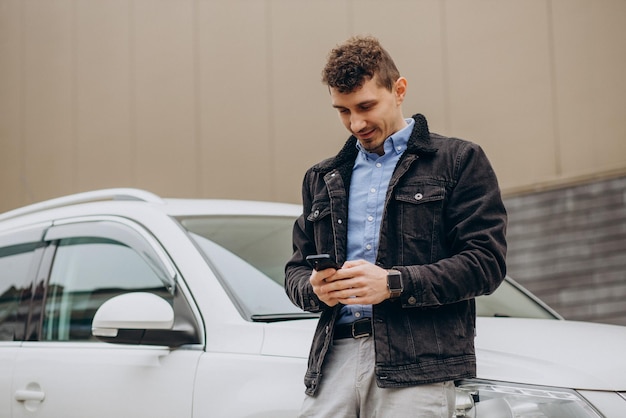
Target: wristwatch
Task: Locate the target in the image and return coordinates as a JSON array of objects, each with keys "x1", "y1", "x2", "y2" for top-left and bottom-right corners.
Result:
[{"x1": 387, "y1": 269, "x2": 403, "y2": 299}]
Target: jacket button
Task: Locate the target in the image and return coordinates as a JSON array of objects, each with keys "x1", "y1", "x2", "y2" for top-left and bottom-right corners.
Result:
[
  {"x1": 414, "y1": 193, "x2": 423, "y2": 200},
  {"x1": 337, "y1": 219, "x2": 343, "y2": 224},
  {"x1": 313, "y1": 210, "x2": 319, "y2": 218},
  {"x1": 408, "y1": 296, "x2": 417, "y2": 305}
]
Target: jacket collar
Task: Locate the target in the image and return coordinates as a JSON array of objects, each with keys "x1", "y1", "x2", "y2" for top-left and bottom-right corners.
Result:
[{"x1": 313, "y1": 113, "x2": 438, "y2": 174}]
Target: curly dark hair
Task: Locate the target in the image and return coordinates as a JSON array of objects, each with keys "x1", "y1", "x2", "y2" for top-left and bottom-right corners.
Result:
[{"x1": 321, "y1": 35, "x2": 400, "y2": 93}]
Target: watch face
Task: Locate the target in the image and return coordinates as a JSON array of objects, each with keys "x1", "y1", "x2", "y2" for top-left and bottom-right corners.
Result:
[{"x1": 388, "y1": 271, "x2": 402, "y2": 291}]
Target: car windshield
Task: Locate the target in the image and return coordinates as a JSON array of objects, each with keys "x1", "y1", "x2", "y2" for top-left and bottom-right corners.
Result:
[{"x1": 178, "y1": 215, "x2": 559, "y2": 322}]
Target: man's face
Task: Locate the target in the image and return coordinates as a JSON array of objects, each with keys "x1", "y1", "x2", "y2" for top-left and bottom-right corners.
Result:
[{"x1": 330, "y1": 75, "x2": 407, "y2": 156}]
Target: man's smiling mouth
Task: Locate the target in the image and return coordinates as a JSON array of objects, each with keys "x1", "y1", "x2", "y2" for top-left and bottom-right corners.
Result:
[{"x1": 356, "y1": 128, "x2": 376, "y2": 139}]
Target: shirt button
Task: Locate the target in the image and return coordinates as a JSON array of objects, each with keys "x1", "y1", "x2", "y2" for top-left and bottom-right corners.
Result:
[
  {"x1": 367, "y1": 215, "x2": 374, "y2": 222},
  {"x1": 370, "y1": 188, "x2": 376, "y2": 193},
  {"x1": 365, "y1": 244, "x2": 372, "y2": 250},
  {"x1": 376, "y1": 163, "x2": 382, "y2": 168},
  {"x1": 414, "y1": 193, "x2": 423, "y2": 201}
]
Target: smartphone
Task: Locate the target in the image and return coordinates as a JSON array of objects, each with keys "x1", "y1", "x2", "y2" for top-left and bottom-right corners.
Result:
[{"x1": 306, "y1": 254, "x2": 340, "y2": 271}]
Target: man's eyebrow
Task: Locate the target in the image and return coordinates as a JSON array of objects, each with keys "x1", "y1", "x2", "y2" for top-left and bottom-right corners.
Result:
[{"x1": 332, "y1": 100, "x2": 377, "y2": 109}]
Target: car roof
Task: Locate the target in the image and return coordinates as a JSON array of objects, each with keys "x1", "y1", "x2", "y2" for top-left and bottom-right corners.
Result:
[
  {"x1": 160, "y1": 198, "x2": 302, "y2": 217},
  {"x1": 0, "y1": 188, "x2": 302, "y2": 229}
]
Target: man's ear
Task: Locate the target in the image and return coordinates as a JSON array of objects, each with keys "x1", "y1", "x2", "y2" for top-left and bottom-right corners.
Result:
[{"x1": 394, "y1": 77, "x2": 408, "y2": 104}]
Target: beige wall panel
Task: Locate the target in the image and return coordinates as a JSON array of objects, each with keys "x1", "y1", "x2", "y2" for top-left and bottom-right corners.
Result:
[
  {"x1": 75, "y1": 0, "x2": 133, "y2": 191},
  {"x1": 269, "y1": 0, "x2": 351, "y2": 204},
  {"x1": 1, "y1": 0, "x2": 625, "y2": 210},
  {"x1": 22, "y1": 0, "x2": 75, "y2": 203},
  {"x1": 133, "y1": 0, "x2": 197, "y2": 197},
  {"x1": 196, "y1": 0, "x2": 273, "y2": 201},
  {"x1": 0, "y1": 0, "x2": 25, "y2": 212},
  {"x1": 445, "y1": 1, "x2": 556, "y2": 190},
  {"x1": 552, "y1": 0, "x2": 626, "y2": 177},
  {"x1": 352, "y1": 0, "x2": 448, "y2": 133}
]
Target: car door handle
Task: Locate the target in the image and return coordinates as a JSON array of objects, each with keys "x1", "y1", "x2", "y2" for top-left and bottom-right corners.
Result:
[{"x1": 15, "y1": 389, "x2": 45, "y2": 402}]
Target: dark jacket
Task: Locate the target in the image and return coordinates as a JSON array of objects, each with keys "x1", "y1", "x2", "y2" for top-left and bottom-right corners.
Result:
[{"x1": 285, "y1": 114, "x2": 507, "y2": 396}]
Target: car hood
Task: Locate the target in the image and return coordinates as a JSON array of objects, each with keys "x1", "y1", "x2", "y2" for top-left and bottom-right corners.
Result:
[
  {"x1": 261, "y1": 319, "x2": 318, "y2": 358},
  {"x1": 475, "y1": 317, "x2": 626, "y2": 391},
  {"x1": 262, "y1": 317, "x2": 626, "y2": 391}
]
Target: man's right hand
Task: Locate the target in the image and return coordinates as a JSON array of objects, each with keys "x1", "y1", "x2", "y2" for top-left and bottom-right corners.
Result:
[
  {"x1": 309, "y1": 267, "x2": 342, "y2": 307},
  {"x1": 310, "y1": 260, "x2": 393, "y2": 306}
]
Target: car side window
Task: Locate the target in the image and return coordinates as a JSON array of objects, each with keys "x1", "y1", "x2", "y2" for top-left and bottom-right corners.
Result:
[
  {"x1": 0, "y1": 243, "x2": 40, "y2": 341},
  {"x1": 42, "y1": 232, "x2": 174, "y2": 342}
]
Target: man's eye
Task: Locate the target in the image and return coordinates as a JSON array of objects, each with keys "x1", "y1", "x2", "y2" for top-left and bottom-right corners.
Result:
[{"x1": 338, "y1": 109, "x2": 349, "y2": 114}]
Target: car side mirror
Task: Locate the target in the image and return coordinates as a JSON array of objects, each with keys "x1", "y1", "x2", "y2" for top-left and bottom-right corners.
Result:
[{"x1": 92, "y1": 292, "x2": 193, "y2": 347}]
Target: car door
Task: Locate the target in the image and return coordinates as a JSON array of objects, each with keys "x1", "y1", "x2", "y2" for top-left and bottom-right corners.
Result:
[
  {"x1": 1, "y1": 224, "x2": 47, "y2": 417},
  {"x1": 12, "y1": 218, "x2": 203, "y2": 418}
]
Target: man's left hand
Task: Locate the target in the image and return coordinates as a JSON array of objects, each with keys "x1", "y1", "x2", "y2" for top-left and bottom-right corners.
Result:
[{"x1": 325, "y1": 259, "x2": 392, "y2": 305}]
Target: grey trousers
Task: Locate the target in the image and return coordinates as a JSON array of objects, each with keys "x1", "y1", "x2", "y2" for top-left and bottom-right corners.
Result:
[{"x1": 299, "y1": 336, "x2": 456, "y2": 418}]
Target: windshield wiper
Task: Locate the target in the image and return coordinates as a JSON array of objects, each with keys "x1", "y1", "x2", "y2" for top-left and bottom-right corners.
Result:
[{"x1": 251, "y1": 312, "x2": 320, "y2": 323}]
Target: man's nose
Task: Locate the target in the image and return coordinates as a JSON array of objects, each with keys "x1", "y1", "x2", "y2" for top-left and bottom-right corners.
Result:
[{"x1": 350, "y1": 115, "x2": 366, "y2": 133}]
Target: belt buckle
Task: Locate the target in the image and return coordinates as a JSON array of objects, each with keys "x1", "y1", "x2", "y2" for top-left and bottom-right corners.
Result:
[{"x1": 351, "y1": 318, "x2": 371, "y2": 338}]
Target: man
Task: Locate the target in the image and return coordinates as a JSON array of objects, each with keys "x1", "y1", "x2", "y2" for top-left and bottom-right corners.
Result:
[{"x1": 285, "y1": 35, "x2": 507, "y2": 417}]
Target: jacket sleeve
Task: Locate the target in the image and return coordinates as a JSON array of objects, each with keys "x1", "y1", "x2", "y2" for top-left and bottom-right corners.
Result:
[
  {"x1": 397, "y1": 142, "x2": 508, "y2": 308},
  {"x1": 284, "y1": 169, "x2": 327, "y2": 313}
]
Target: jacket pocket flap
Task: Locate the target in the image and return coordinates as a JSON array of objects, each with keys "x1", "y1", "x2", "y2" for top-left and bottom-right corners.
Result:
[
  {"x1": 395, "y1": 184, "x2": 445, "y2": 205},
  {"x1": 307, "y1": 200, "x2": 331, "y2": 222}
]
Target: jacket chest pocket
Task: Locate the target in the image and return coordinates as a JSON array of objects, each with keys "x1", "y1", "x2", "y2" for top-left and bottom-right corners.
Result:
[
  {"x1": 395, "y1": 183, "x2": 445, "y2": 206},
  {"x1": 307, "y1": 199, "x2": 331, "y2": 223},
  {"x1": 307, "y1": 198, "x2": 334, "y2": 252},
  {"x1": 392, "y1": 183, "x2": 446, "y2": 262}
]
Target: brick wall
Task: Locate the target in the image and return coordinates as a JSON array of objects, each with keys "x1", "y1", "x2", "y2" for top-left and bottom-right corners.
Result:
[{"x1": 504, "y1": 176, "x2": 626, "y2": 326}]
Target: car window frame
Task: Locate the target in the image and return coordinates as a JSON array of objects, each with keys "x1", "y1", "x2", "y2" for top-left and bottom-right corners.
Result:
[
  {"x1": 0, "y1": 223, "x2": 49, "y2": 343},
  {"x1": 46, "y1": 217, "x2": 177, "y2": 293},
  {"x1": 27, "y1": 216, "x2": 203, "y2": 346}
]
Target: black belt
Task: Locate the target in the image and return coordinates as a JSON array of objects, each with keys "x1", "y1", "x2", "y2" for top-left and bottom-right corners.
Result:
[{"x1": 333, "y1": 318, "x2": 372, "y2": 339}]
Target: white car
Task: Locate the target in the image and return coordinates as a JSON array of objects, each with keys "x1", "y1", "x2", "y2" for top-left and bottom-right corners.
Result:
[{"x1": 0, "y1": 188, "x2": 624, "y2": 417}]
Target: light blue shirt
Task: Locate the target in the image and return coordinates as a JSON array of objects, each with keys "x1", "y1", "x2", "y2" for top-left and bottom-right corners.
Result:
[{"x1": 336, "y1": 118, "x2": 414, "y2": 325}]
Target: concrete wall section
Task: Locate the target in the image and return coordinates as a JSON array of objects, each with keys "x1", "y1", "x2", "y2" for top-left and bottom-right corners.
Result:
[{"x1": 505, "y1": 176, "x2": 626, "y2": 326}]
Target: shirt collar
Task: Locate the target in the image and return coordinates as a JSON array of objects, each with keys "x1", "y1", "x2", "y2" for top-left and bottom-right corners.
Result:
[{"x1": 356, "y1": 118, "x2": 415, "y2": 159}]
